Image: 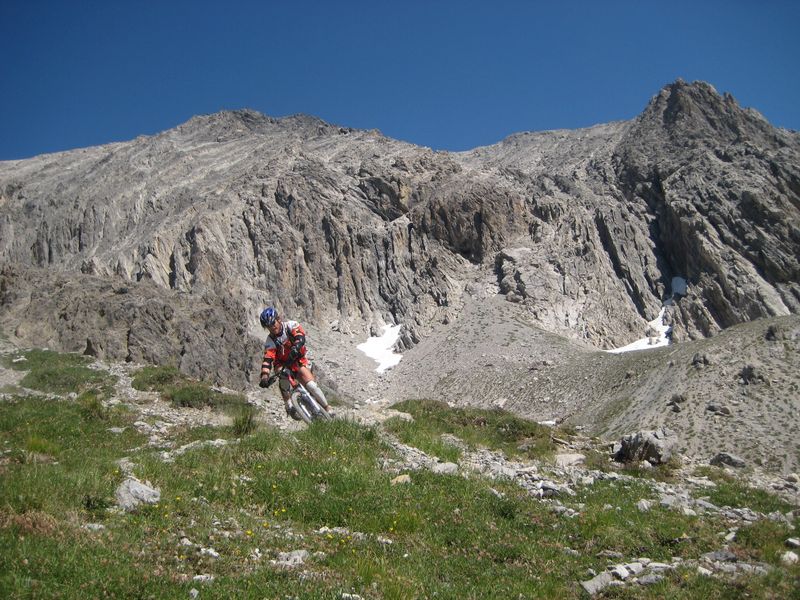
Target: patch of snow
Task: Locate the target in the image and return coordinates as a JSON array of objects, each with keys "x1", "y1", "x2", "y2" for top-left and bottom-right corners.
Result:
[
  {"x1": 672, "y1": 276, "x2": 687, "y2": 296},
  {"x1": 357, "y1": 325, "x2": 403, "y2": 374},
  {"x1": 608, "y1": 307, "x2": 671, "y2": 354},
  {"x1": 607, "y1": 276, "x2": 688, "y2": 354}
]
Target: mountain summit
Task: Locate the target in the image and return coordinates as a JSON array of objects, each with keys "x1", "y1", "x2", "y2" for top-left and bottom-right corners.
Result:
[{"x1": 1, "y1": 80, "x2": 799, "y2": 471}]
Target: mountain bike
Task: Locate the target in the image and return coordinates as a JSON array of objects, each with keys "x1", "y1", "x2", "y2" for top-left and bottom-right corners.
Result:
[{"x1": 265, "y1": 366, "x2": 333, "y2": 424}]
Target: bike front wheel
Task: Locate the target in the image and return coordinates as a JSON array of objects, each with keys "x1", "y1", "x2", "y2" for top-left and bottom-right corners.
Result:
[{"x1": 291, "y1": 392, "x2": 332, "y2": 424}]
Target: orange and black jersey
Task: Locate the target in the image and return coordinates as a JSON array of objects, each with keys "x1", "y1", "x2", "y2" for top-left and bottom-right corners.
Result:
[{"x1": 261, "y1": 320, "x2": 308, "y2": 378}]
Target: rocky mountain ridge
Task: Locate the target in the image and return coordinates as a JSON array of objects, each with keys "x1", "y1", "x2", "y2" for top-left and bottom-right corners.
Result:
[{"x1": 1, "y1": 79, "x2": 799, "y2": 472}]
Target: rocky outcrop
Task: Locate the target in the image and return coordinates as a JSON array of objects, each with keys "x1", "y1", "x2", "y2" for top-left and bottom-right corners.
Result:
[
  {"x1": 1, "y1": 81, "x2": 799, "y2": 390},
  {"x1": 612, "y1": 80, "x2": 800, "y2": 340},
  {"x1": 613, "y1": 427, "x2": 679, "y2": 465}
]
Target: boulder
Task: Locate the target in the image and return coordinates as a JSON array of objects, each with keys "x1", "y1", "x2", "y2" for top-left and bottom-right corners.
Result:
[
  {"x1": 115, "y1": 477, "x2": 161, "y2": 512},
  {"x1": 614, "y1": 427, "x2": 678, "y2": 465},
  {"x1": 710, "y1": 452, "x2": 747, "y2": 469},
  {"x1": 580, "y1": 572, "x2": 614, "y2": 596}
]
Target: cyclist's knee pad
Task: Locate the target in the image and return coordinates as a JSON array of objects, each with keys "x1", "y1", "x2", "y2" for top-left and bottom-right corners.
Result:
[{"x1": 306, "y1": 381, "x2": 328, "y2": 406}]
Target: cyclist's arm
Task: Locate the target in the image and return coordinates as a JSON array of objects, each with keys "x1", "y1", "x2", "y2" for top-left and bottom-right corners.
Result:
[
  {"x1": 260, "y1": 344, "x2": 277, "y2": 382},
  {"x1": 287, "y1": 322, "x2": 307, "y2": 359}
]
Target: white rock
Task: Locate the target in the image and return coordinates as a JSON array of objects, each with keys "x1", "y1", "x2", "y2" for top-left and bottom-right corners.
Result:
[
  {"x1": 686, "y1": 477, "x2": 717, "y2": 488},
  {"x1": 580, "y1": 572, "x2": 614, "y2": 595},
  {"x1": 272, "y1": 549, "x2": 309, "y2": 568},
  {"x1": 787, "y1": 538, "x2": 800, "y2": 549},
  {"x1": 115, "y1": 477, "x2": 161, "y2": 512},
  {"x1": 555, "y1": 453, "x2": 586, "y2": 468},
  {"x1": 625, "y1": 562, "x2": 645, "y2": 575},
  {"x1": 781, "y1": 551, "x2": 798, "y2": 565},
  {"x1": 610, "y1": 565, "x2": 630, "y2": 580},
  {"x1": 431, "y1": 462, "x2": 458, "y2": 475},
  {"x1": 637, "y1": 499, "x2": 652, "y2": 512}
]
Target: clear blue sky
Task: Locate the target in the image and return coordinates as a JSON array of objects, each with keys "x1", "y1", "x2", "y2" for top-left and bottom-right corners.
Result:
[{"x1": 1, "y1": 0, "x2": 798, "y2": 160}]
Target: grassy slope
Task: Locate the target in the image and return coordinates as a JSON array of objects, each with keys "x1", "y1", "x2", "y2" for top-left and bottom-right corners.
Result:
[{"x1": 0, "y1": 350, "x2": 798, "y2": 599}]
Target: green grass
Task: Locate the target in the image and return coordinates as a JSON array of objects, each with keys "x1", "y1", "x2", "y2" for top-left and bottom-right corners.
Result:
[
  {"x1": 1, "y1": 371, "x2": 798, "y2": 598},
  {"x1": 231, "y1": 405, "x2": 258, "y2": 437},
  {"x1": 0, "y1": 397, "x2": 142, "y2": 517},
  {"x1": 164, "y1": 383, "x2": 246, "y2": 410},
  {"x1": 696, "y1": 482, "x2": 795, "y2": 515},
  {"x1": 132, "y1": 364, "x2": 247, "y2": 411},
  {"x1": 620, "y1": 457, "x2": 683, "y2": 483},
  {"x1": 131, "y1": 365, "x2": 186, "y2": 391},
  {"x1": 690, "y1": 465, "x2": 796, "y2": 514},
  {"x1": 2, "y1": 398, "x2": 796, "y2": 598},
  {"x1": 383, "y1": 415, "x2": 462, "y2": 462},
  {"x1": 388, "y1": 399, "x2": 557, "y2": 461},
  {"x1": 4, "y1": 349, "x2": 116, "y2": 397}
]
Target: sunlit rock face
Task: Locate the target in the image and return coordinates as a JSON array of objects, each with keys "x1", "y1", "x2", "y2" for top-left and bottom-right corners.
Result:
[{"x1": 1, "y1": 81, "x2": 798, "y2": 388}]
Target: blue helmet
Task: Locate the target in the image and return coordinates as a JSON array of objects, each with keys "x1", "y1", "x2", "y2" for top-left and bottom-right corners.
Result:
[{"x1": 259, "y1": 307, "x2": 278, "y2": 328}]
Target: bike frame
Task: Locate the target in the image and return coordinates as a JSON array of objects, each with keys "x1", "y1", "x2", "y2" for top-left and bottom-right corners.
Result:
[{"x1": 268, "y1": 366, "x2": 332, "y2": 424}]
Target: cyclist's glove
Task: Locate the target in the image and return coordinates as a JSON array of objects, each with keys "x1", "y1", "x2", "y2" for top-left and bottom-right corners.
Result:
[{"x1": 288, "y1": 346, "x2": 301, "y2": 361}]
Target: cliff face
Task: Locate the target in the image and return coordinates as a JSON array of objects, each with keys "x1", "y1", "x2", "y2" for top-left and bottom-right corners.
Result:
[
  {"x1": 612, "y1": 80, "x2": 800, "y2": 339},
  {"x1": 1, "y1": 80, "x2": 798, "y2": 388}
]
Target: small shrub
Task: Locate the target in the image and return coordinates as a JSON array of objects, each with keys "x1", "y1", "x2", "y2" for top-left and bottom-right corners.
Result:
[
  {"x1": 78, "y1": 389, "x2": 107, "y2": 421},
  {"x1": 165, "y1": 383, "x2": 246, "y2": 410},
  {"x1": 0, "y1": 509, "x2": 57, "y2": 535},
  {"x1": 583, "y1": 449, "x2": 613, "y2": 472},
  {"x1": 487, "y1": 494, "x2": 518, "y2": 521},
  {"x1": 131, "y1": 365, "x2": 245, "y2": 411},
  {"x1": 165, "y1": 383, "x2": 214, "y2": 408},
  {"x1": 82, "y1": 494, "x2": 112, "y2": 515},
  {"x1": 623, "y1": 456, "x2": 682, "y2": 482},
  {"x1": 24, "y1": 435, "x2": 58, "y2": 456},
  {"x1": 131, "y1": 365, "x2": 186, "y2": 391},
  {"x1": 734, "y1": 519, "x2": 796, "y2": 565},
  {"x1": 384, "y1": 416, "x2": 462, "y2": 463},
  {"x1": 232, "y1": 406, "x2": 258, "y2": 437}
]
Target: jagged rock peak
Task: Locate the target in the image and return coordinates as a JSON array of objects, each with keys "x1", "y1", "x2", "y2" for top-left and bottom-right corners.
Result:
[{"x1": 639, "y1": 79, "x2": 780, "y2": 144}]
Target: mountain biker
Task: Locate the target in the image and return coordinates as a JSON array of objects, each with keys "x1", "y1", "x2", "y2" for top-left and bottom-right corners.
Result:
[{"x1": 258, "y1": 307, "x2": 332, "y2": 420}]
